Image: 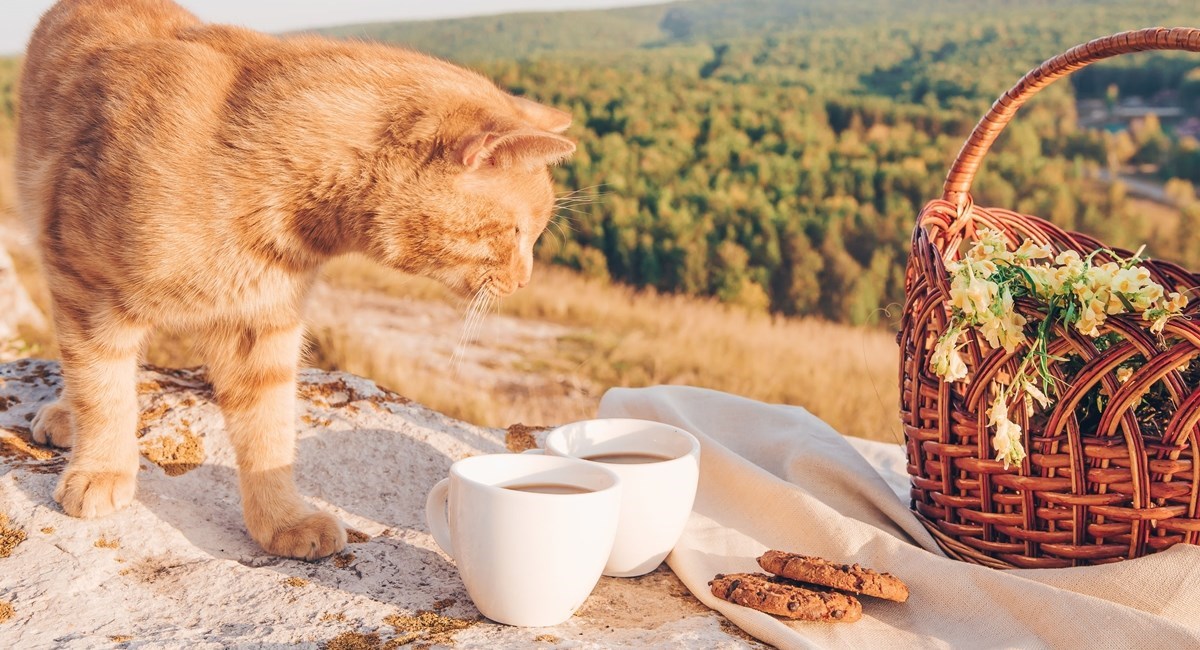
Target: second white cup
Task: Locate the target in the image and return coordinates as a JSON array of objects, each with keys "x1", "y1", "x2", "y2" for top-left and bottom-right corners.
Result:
[{"x1": 541, "y1": 418, "x2": 700, "y2": 577}]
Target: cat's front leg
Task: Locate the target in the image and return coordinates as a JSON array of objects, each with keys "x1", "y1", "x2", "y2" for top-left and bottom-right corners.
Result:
[
  {"x1": 205, "y1": 322, "x2": 346, "y2": 560},
  {"x1": 50, "y1": 312, "x2": 146, "y2": 518}
]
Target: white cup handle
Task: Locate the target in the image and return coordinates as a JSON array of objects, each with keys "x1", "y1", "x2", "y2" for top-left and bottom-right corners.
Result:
[
  {"x1": 520, "y1": 448, "x2": 545, "y2": 455},
  {"x1": 425, "y1": 478, "x2": 454, "y2": 558}
]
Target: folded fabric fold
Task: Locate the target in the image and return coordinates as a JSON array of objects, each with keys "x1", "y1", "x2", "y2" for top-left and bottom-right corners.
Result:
[{"x1": 599, "y1": 385, "x2": 1200, "y2": 649}]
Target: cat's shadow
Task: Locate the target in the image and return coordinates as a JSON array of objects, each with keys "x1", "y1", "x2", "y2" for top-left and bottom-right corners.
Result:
[
  {"x1": 144, "y1": 422, "x2": 478, "y2": 604},
  {"x1": 0, "y1": 357, "x2": 511, "y2": 611},
  {"x1": 11, "y1": 413, "x2": 488, "y2": 609}
]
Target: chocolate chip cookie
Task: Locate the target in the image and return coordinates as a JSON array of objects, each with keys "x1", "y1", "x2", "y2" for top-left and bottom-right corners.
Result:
[
  {"x1": 757, "y1": 550, "x2": 909, "y2": 602},
  {"x1": 708, "y1": 572, "x2": 862, "y2": 622}
]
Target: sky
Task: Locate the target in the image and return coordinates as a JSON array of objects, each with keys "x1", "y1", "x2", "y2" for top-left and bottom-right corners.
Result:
[{"x1": 3, "y1": 0, "x2": 668, "y2": 54}]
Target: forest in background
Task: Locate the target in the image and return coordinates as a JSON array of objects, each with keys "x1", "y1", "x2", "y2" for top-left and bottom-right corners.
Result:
[{"x1": 323, "y1": 0, "x2": 1200, "y2": 324}]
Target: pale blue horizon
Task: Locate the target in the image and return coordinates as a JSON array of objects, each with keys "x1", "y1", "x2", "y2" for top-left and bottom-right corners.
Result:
[{"x1": 3, "y1": 0, "x2": 670, "y2": 55}]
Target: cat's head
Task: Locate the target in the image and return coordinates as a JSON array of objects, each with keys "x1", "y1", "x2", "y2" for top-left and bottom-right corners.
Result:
[{"x1": 366, "y1": 93, "x2": 576, "y2": 298}]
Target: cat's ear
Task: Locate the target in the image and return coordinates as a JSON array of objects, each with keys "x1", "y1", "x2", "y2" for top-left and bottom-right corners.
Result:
[
  {"x1": 461, "y1": 129, "x2": 576, "y2": 170},
  {"x1": 509, "y1": 96, "x2": 572, "y2": 134}
]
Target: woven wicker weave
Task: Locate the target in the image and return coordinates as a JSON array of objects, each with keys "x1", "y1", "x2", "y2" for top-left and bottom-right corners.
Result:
[{"x1": 901, "y1": 27, "x2": 1200, "y2": 568}]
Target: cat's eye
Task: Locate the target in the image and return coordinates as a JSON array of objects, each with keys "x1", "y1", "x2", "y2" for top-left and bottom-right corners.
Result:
[{"x1": 514, "y1": 226, "x2": 521, "y2": 236}]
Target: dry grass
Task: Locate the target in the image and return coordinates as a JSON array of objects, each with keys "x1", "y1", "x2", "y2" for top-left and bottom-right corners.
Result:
[
  {"x1": 318, "y1": 256, "x2": 903, "y2": 442},
  {"x1": 307, "y1": 326, "x2": 600, "y2": 429}
]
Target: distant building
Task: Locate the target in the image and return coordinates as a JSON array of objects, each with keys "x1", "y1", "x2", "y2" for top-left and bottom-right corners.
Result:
[
  {"x1": 1077, "y1": 96, "x2": 1189, "y2": 132},
  {"x1": 1177, "y1": 117, "x2": 1200, "y2": 140}
]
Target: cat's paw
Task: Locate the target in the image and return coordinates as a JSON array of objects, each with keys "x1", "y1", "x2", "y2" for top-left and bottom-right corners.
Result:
[
  {"x1": 258, "y1": 510, "x2": 347, "y2": 561},
  {"x1": 54, "y1": 468, "x2": 137, "y2": 518},
  {"x1": 32, "y1": 400, "x2": 75, "y2": 448}
]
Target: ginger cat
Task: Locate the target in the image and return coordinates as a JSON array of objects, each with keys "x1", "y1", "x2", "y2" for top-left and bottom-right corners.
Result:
[{"x1": 16, "y1": 0, "x2": 575, "y2": 559}]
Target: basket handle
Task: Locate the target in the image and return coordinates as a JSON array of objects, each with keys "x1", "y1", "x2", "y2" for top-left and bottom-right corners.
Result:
[{"x1": 943, "y1": 27, "x2": 1200, "y2": 208}]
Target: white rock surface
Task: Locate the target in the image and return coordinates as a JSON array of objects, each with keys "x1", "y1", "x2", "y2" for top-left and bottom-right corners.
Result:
[{"x1": 0, "y1": 360, "x2": 759, "y2": 649}]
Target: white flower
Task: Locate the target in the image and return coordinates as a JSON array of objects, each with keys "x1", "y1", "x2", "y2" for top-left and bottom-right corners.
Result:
[
  {"x1": 1019, "y1": 375, "x2": 1051, "y2": 417},
  {"x1": 1075, "y1": 299, "x2": 1108, "y2": 337},
  {"x1": 969, "y1": 229, "x2": 1010, "y2": 262},
  {"x1": 1143, "y1": 291, "x2": 1189, "y2": 335},
  {"x1": 1022, "y1": 378, "x2": 1051, "y2": 410},
  {"x1": 949, "y1": 273, "x2": 998, "y2": 322},
  {"x1": 1013, "y1": 241, "x2": 1053, "y2": 260},
  {"x1": 988, "y1": 394, "x2": 1027, "y2": 469},
  {"x1": 1165, "y1": 291, "x2": 1189, "y2": 312},
  {"x1": 931, "y1": 329, "x2": 969, "y2": 382},
  {"x1": 1149, "y1": 312, "x2": 1170, "y2": 335},
  {"x1": 980, "y1": 311, "x2": 1027, "y2": 353},
  {"x1": 1110, "y1": 267, "x2": 1144, "y2": 294},
  {"x1": 1055, "y1": 250, "x2": 1082, "y2": 268}
]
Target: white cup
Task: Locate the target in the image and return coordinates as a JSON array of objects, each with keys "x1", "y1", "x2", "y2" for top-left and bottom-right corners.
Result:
[
  {"x1": 425, "y1": 453, "x2": 621, "y2": 627},
  {"x1": 542, "y1": 418, "x2": 700, "y2": 577}
]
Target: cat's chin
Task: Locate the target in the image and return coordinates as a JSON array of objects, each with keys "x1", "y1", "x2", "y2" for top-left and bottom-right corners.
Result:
[
  {"x1": 484, "y1": 281, "x2": 520, "y2": 299},
  {"x1": 447, "y1": 274, "x2": 519, "y2": 299}
]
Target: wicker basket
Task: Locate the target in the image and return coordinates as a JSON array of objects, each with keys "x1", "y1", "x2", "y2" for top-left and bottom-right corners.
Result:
[{"x1": 901, "y1": 27, "x2": 1200, "y2": 568}]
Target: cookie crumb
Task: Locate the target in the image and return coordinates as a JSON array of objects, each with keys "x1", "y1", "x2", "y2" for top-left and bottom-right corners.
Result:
[
  {"x1": 431, "y1": 598, "x2": 455, "y2": 612},
  {"x1": 40, "y1": 527, "x2": 54, "y2": 534},
  {"x1": 534, "y1": 634, "x2": 561, "y2": 643},
  {"x1": 320, "y1": 611, "x2": 347, "y2": 623},
  {"x1": 0, "y1": 601, "x2": 13, "y2": 624},
  {"x1": 333, "y1": 553, "x2": 356, "y2": 569},
  {"x1": 346, "y1": 529, "x2": 370, "y2": 544},
  {"x1": 283, "y1": 576, "x2": 309, "y2": 588},
  {"x1": 504, "y1": 423, "x2": 550, "y2": 452},
  {"x1": 94, "y1": 536, "x2": 120, "y2": 549},
  {"x1": 109, "y1": 635, "x2": 133, "y2": 643}
]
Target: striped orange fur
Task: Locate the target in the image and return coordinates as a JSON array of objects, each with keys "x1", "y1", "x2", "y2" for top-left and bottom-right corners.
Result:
[{"x1": 16, "y1": 0, "x2": 574, "y2": 559}]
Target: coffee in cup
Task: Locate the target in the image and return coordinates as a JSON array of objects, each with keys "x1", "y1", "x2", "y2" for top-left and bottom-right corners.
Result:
[
  {"x1": 541, "y1": 418, "x2": 700, "y2": 577},
  {"x1": 425, "y1": 453, "x2": 621, "y2": 627}
]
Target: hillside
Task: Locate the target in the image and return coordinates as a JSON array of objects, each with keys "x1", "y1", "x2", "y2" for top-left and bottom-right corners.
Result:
[
  {"x1": 315, "y1": 0, "x2": 1194, "y2": 63},
  {"x1": 313, "y1": 0, "x2": 1200, "y2": 325}
]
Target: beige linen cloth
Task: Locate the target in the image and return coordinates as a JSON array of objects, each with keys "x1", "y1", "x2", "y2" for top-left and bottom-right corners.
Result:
[{"x1": 599, "y1": 385, "x2": 1200, "y2": 649}]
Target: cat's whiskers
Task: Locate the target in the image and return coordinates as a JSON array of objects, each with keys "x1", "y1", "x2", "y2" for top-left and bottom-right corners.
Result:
[
  {"x1": 451, "y1": 288, "x2": 486, "y2": 370},
  {"x1": 554, "y1": 212, "x2": 585, "y2": 226},
  {"x1": 547, "y1": 218, "x2": 570, "y2": 244},
  {"x1": 554, "y1": 200, "x2": 594, "y2": 211},
  {"x1": 554, "y1": 197, "x2": 602, "y2": 210},
  {"x1": 451, "y1": 286, "x2": 499, "y2": 373},
  {"x1": 557, "y1": 184, "x2": 608, "y2": 199},
  {"x1": 554, "y1": 187, "x2": 606, "y2": 216}
]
